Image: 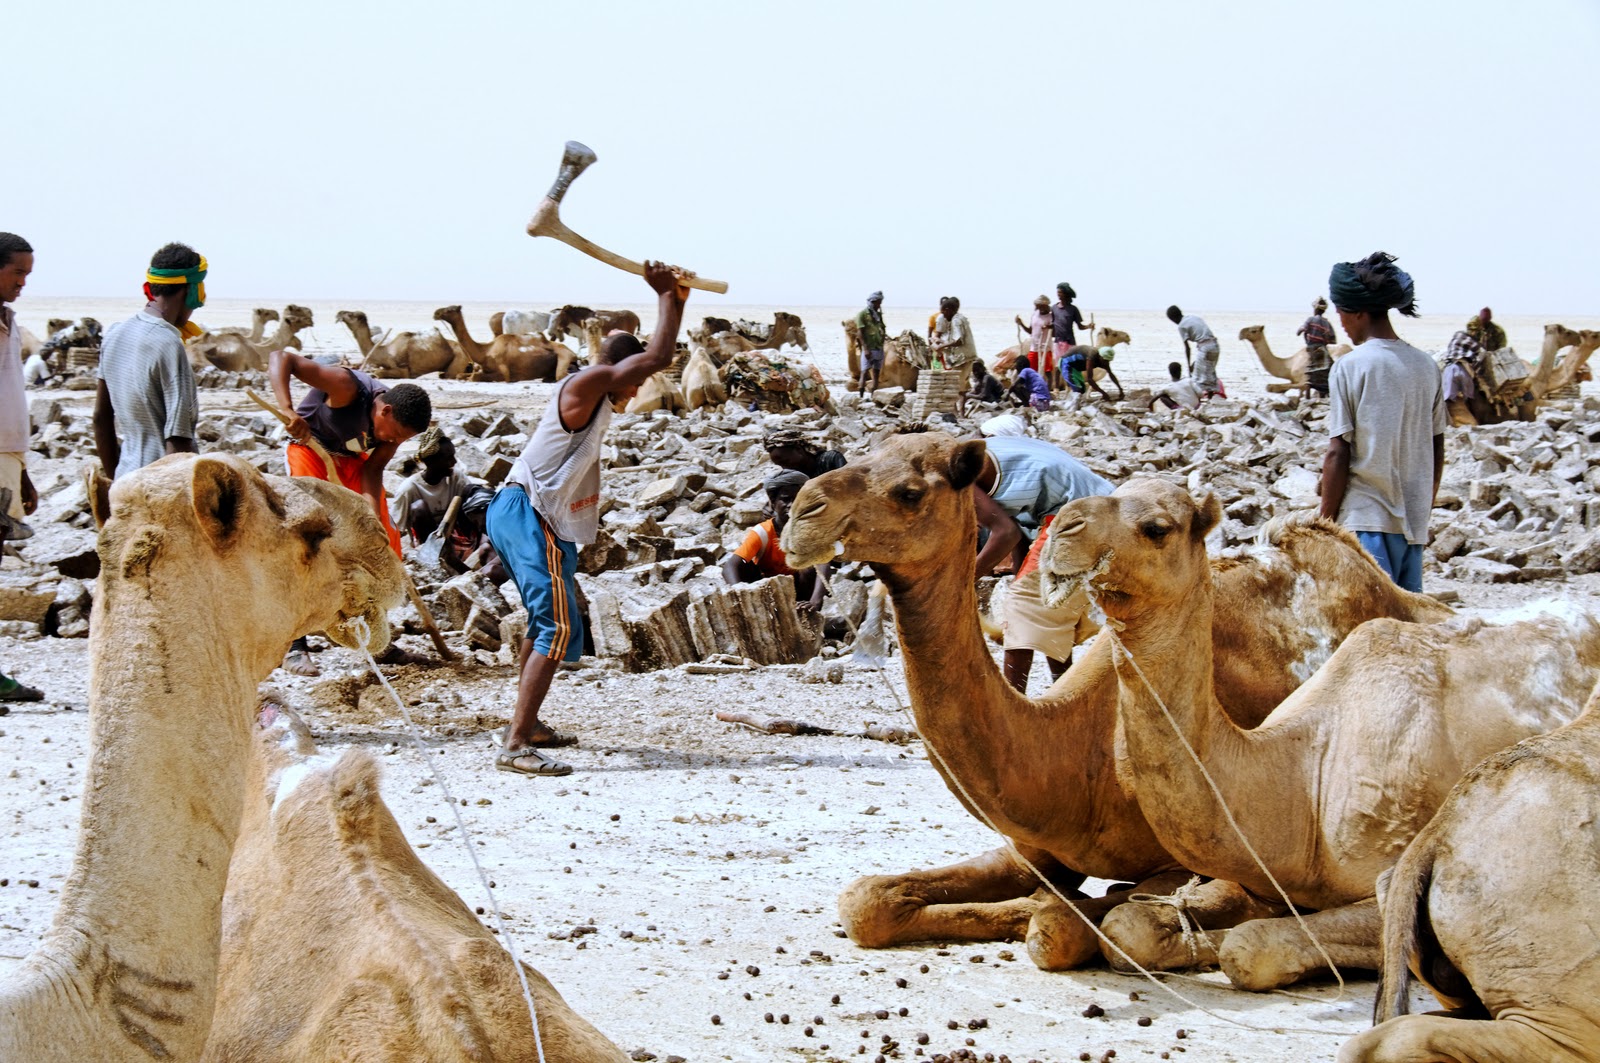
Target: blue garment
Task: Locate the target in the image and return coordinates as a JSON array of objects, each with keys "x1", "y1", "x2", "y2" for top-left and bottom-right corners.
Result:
[
  {"x1": 984, "y1": 436, "x2": 1115, "y2": 523},
  {"x1": 1356, "y1": 530, "x2": 1424, "y2": 593},
  {"x1": 487, "y1": 485, "x2": 584, "y2": 662},
  {"x1": 1016, "y1": 367, "x2": 1052, "y2": 409}
]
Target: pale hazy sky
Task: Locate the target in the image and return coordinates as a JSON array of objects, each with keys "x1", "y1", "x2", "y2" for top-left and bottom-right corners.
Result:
[{"x1": 11, "y1": 1, "x2": 1598, "y2": 313}]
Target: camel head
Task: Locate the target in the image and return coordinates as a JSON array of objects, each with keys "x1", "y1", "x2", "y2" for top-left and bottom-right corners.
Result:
[
  {"x1": 254, "y1": 307, "x2": 280, "y2": 324},
  {"x1": 283, "y1": 304, "x2": 314, "y2": 330},
  {"x1": 782, "y1": 431, "x2": 986, "y2": 576},
  {"x1": 1239, "y1": 325, "x2": 1264, "y2": 343},
  {"x1": 1547, "y1": 323, "x2": 1582, "y2": 349},
  {"x1": 46, "y1": 317, "x2": 71, "y2": 336},
  {"x1": 336, "y1": 309, "x2": 367, "y2": 329},
  {"x1": 1097, "y1": 327, "x2": 1131, "y2": 348},
  {"x1": 1040, "y1": 478, "x2": 1220, "y2": 622},
  {"x1": 433, "y1": 305, "x2": 464, "y2": 325},
  {"x1": 98, "y1": 455, "x2": 405, "y2": 672},
  {"x1": 775, "y1": 312, "x2": 810, "y2": 350}
]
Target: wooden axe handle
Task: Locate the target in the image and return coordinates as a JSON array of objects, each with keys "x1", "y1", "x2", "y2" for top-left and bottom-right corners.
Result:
[{"x1": 528, "y1": 203, "x2": 730, "y2": 294}]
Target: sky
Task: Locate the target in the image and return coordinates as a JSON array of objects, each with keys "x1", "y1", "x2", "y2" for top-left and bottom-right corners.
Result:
[{"x1": 10, "y1": 0, "x2": 1599, "y2": 314}]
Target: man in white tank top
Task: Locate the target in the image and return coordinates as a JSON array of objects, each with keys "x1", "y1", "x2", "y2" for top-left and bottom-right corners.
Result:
[{"x1": 489, "y1": 261, "x2": 688, "y2": 777}]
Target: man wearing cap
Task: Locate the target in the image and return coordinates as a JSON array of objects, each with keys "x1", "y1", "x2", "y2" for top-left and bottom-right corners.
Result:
[
  {"x1": 1297, "y1": 297, "x2": 1337, "y2": 396},
  {"x1": 854, "y1": 292, "x2": 887, "y2": 396},
  {"x1": 1320, "y1": 251, "x2": 1446, "y2": 592},
  {"x1": 93, "y1": 242, "x2": 203, "y2": 480},
  {"x1": 722, "y1": 468, "x2": 829, "y2": 616}
]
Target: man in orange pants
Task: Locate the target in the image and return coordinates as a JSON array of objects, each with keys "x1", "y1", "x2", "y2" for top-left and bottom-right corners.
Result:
[{"x1": 269, "y1": 348, "x2": 432, "y2": 674}]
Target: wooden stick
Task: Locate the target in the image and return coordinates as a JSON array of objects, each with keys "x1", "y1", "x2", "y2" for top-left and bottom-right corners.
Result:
[
  {"x1": 245, "y1": 389, "x2": 458, "y2": 663},
  {"x1": 713, "y1": 710, "x2": 916, "y2": 745}
]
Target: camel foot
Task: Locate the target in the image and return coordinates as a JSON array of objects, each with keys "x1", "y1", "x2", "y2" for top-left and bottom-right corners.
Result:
[
  {"x1": 1025, "y1": 896, "x2": 1100, "y2": 970},
  {"x1": 281, "y1": 650, "x2": 320, "y2": 677}
]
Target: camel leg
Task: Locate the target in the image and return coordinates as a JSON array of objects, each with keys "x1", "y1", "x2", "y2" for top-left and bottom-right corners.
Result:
[
  {"x1": 838, "y1": 845, "x2": 1081, "y2": 950},
  {"x1": 1098, "y1": 878, "x2": 1285, "y2": 973},
  {"x1": 1337, "y1": 1011, "x2": 1594, "y2": 1063},
  {"x1": 1219, "y1": 899, "x2": 1381, "y2": 991},
  {"x1": 1025, "y1": 870, "x2": 1194, "y2": 971}
]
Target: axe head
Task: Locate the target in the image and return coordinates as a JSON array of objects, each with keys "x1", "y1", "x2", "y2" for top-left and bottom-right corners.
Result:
[{"x1": 546, "y1": 141, "x2": 598, "y2": 205}]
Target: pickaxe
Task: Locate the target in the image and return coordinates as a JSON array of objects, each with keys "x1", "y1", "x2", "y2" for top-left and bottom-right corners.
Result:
[{"x1": 526, "y1": 141, "x2": 729, "y2": 294}]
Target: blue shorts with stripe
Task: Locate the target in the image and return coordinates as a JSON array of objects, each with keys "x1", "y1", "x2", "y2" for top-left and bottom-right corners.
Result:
[{"x1": 486, "y1": 486, "x2": 584, "y2": 663}]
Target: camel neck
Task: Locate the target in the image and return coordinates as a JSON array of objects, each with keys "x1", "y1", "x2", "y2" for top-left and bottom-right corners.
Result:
[
  {"x1": 0, "y1": 578, "x2": 259, "y2": 1061},
  {"x1": 879, "y1": 519, "x2": 1104, "y2": 845},
  {"x1": 443, "y1": 314, "x2": 487, "y2": 361}
]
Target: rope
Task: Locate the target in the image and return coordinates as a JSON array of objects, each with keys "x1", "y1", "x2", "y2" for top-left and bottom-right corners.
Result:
[
  {"x1": 837, "y1": 604, "x2": 1360, "y2": 1037},
  {"x1": 344, "y1": 614, "x2": 549, "y2": 1062},
  {"x1": 1126, "y1": 876, "x2": 1211, "y2": 968}
]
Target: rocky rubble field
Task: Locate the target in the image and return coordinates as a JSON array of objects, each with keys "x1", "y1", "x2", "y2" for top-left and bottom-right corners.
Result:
[{"x1": 1, "y1": 375, "x2": 1597, "y2": 1063}]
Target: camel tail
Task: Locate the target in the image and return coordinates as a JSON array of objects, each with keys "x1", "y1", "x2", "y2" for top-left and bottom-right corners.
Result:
[{"x1": 1374, "y1": 833, "x2": 1436, "y2": 1024}]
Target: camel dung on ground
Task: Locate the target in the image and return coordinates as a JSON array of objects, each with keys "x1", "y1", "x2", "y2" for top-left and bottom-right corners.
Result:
[
  {"x1": 1039, "y1": 477, "x2": 1600, "y2": 990},
  {"x1": 0, "y1": 454, "x2": 404, "y2": 1062},
  {"x1": 337, "y1": 309, "x2": 472, "y2": 380},
  {"x1": 434, "y1": 304, "x2": 577, "y2": 383},
  {"x1": 779, "y1": 432, "x2": 1453, "y2": 971},
  {"x1": 1339, "y1": 681, "x2": 1600, "y2": 1063},
  {"x1": 205, "y1": 701, "x2": 626, "y2": 1062},
  {"x1": 1237, "y1": 325, "x2": 1352, "y2": 393}
]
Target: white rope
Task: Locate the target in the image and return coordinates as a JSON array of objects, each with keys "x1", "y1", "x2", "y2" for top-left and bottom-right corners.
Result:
[
  {"x1": 1098, "y1": 622, "x2": 1348, "y2": 997},
  {"x1": 345, "y1": 615, "x2": 549, "y2": 1063},
  {"x1": 841, "y1": 604, "x2": 1359, "y2": 1037}
]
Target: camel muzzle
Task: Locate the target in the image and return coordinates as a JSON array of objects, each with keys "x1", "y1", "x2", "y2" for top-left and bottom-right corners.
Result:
[{"x1": 526, "y1": 140, "x2": 730, "y2": 295}]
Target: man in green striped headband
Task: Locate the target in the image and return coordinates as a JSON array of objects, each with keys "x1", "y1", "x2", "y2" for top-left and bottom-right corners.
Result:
[{"x1": 93, "y1": 242, "x2": 202, "y2": 480}]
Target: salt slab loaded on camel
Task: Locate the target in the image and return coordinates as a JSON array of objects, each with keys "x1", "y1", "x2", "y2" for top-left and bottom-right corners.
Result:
[
  {"x1": 1036, "y1": 477, "x2": 1600, "y2": 990},
  {"x1": 777, "y1": 431, "x2": 1454, "y2": 972},
  {"x1": 0, "y1": 455, "x2": 623, "y2": 1062}
]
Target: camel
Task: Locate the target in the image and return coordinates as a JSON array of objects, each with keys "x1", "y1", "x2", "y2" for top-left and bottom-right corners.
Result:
[
  {"x1": 489, "y1": 308, "x2": 553, "y2": 338},
  {"x1": 207, "y1": 307, "x2": 280, "y2": 344},
  {"x1": 204, "y1": 699, "x2": 627, "y2": 1061},
  {"x1": 1339, "y1": 683, "x2": 1600, "y2": 1063},
  {"x1": 1456, "y1": 323, "x2": 1581, "y2": 425},
  {"x1": 843, "y1": 322, "x2": 926, "y2": 391},
  {"x1": 549, "y1": 305, "x2": 640, "y2": 346},
  {"x1": 189, "y1": 305, "x2": 315, "y2": 373},
  {"x1": 434, "y1": 304, "x2": 577, "y2": 383},
  {"x1": 338, "y1": 309, "x2": 472, "y2": 380},
  {"x1": 1554, "y1": 328, "x2": 1600, "y2": 392},
  {"x1": 1237, "y1": 325, "x2": 1352, "y2": 393},
  {"x1": 0, "y1": 454, "x2": 405, "y2": 1061},
  {"x1": 625, "y1": 373, "x2": 687, "y2": 414},
  {"x1": 779, "y1": 433, "x2": 1453, "y2": 971},
  {"x1": 681, "y1": 347, "x2": 727, "y2": 410},
  {"x1": 991, "y1": 327, "x2": 1131, "y2": 375},
  {"x1": 1038, "y1": 478, "x2": 1600, "y2": 990}
]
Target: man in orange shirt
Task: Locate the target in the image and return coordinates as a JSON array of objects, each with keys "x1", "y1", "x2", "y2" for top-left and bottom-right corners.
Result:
[{"x1": 722, "y1": 469, "x2": 827, "y2": 614}]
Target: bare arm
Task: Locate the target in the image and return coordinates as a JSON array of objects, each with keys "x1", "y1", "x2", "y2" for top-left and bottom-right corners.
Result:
[
  {"x1": 1319, "y1": 436, "x2": 1351, "y2": 520},
  {"x1": 972, "y1": 489, "x2": 1025, "y2": 579},
  {"x1": 93, "y1": 380, "x2": 120, "y2": 479},
  {"x1": 269, "y1": 349, "x2": 359, "y2": 444},
  {"x1": 799, "y1": 562, "x2": 831, "y2": 614},
  {"x1": 560, "y1": 262, "x2": 687, "y2": 425},
  {"x1": 359, "y1": 440, "x2": 398, "y2": 520}
]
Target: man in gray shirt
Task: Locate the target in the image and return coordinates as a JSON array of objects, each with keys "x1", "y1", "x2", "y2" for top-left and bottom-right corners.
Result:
[
  {"x1": 94, "y1": 242, "x2": 202, "y2": 480},
  {"x1": 1319, "y1": 251, "x2": 1446, "y2": 592},
  {"x1": 1166, "y1": 304, "x2": 1223, "y2": 397}
]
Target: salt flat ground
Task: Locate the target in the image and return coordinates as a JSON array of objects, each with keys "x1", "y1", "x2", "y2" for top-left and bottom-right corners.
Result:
[{"x1": 1, "y1": 308, "x2": 1597, "y2": 1061}]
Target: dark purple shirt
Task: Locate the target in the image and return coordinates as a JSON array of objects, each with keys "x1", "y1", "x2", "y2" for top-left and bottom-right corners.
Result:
[
  {"x1": 1051, "y1": 302, "x2": 1085, "y2": 346},
  {"x1": 296, "y1": 368, "x2": 388, "y2": 455}
]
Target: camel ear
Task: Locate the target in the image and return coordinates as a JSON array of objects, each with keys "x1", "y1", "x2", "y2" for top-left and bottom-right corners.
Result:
[
  {"x1": 948, "y1": 439, "x2": 987, "y2": 492},
  {"x1": 192, "y1": 457, "x2": 248, "y2": 549},
  {"x1": 1191, "y1": 491, "x2": 1222, "y2": 541},
  {"x1": 83, "y1": 466, "x2": 112, "y2": 529}
]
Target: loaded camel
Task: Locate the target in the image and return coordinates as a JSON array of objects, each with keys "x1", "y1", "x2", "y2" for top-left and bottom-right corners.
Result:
[
  {"x1": 337, "y1": 309, "x2": 471, "y2": 380},
  {"x1": 1038, "y1": 478, "x2": 1600, "y2": 989},
  {"x1": 189, "y1": 305, "x2": 315, "y2": 373},
  {"x1": 0, "y1": 455, "x2": 622, "y2": 1061},
  {"x1": 1237, "y1": 324, "x2": 1352, "y2": 393},
  {"x1": 435, "y1": 304, "x2": 578, "y2": 382},
  {"x1": 207, "y1": 700, "x2": 626, "y2": 1061},
  {"x1": 489, "y1": 307, "x2": 553, "y2": 338},
  {"x1": 1340, "y1": 682, "x2": 1600, "y2": 1063},
  {"x1": 843, "y1": 322, "x2": 927, "y2": 391},
  {"x1": 1453, "y1": 323, "x2": 1581, "y2": 425},
  {"x1": 779, "y1": 433, "x2": 1452, "y2": 970}
]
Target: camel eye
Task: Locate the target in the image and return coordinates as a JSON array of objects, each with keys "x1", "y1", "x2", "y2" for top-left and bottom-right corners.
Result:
[
  {"x1": 892, "y1": 485, "x2": 925, "y2": 507},
  {"x1": 1140, "y1": 520, "x2": 1174, "y2": 541}
]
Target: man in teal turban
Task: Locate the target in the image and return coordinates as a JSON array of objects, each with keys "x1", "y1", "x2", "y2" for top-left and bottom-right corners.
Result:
[{"x1": 1319, "y1": 252, "x2": 1445, "y2": 593}]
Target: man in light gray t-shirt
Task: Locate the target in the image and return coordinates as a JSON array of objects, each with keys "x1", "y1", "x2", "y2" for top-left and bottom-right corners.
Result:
[{"x1": 1320, "y1": 251, "x2": 1445, "y2": 592}]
